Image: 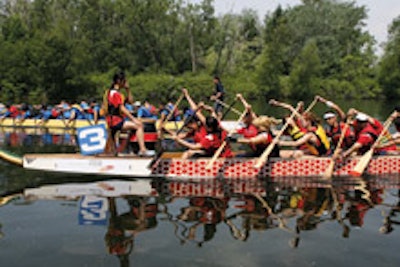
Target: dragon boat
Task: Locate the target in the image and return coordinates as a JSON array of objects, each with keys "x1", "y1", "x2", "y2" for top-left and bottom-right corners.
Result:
[{"x1": 1, "y1": 149, "x2": 400, "y2": 179}]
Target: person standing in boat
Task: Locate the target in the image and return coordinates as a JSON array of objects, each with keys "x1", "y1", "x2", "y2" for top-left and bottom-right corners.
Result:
[
  {"x1": 105, "y1": 72, "x2": 153, "y2": 157},
  {"x1": 210, "y1": 76, "x2": 225, "y2": 120}
]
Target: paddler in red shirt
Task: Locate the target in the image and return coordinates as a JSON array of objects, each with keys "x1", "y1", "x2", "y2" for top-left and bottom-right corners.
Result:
[
  {"x1": 235, "y1": 94, "x2": 258, "y2": 139},
  {"x1": 376, "y1": 110, "x2": 400, "y2": 154},
  {"x1": 316, "y1": 96, "x2": 354, "y2": 150},
  {"x1": 236, "y1": 115, "x2": 296, "y2": 158},
  {"x1": 342, "y1": 109, "x2": 397, "y2": 158},
  {"x1": 106, "y1": 72, "x2": 153, "y2": 157},
  {"x1": 172, "y1": 115, "x2": 233, "y2": 159},
  {"x1": 177, "y1": 88, "x2": 208, "y2": 142}
]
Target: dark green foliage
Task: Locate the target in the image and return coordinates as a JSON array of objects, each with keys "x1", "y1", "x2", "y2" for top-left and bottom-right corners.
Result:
[{"x1": 0, "y1": 0, "x2": 395, "y2": 103}]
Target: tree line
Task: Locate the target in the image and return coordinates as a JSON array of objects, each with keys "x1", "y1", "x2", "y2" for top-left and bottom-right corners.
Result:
[{"x1": 0, "y1": 0, "x2": 399, "y2": 104}]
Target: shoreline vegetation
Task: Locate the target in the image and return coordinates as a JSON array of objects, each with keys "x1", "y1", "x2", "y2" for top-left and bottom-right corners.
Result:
[{"x1": 1, "y1": 0, "x2": 400, "y2": 105}]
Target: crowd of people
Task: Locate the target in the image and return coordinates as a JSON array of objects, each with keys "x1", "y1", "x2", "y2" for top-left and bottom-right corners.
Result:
[
  {"x1": 166, "y1": 90, "x2": 400, "y2": 162},
  {"x1": 2, "y1": 71, "x2": 400, "y2": 160}
]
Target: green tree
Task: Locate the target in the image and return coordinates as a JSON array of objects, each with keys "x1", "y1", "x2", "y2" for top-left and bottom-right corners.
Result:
[
  {"x1": 379, "y1": 16, "x2": 400, "y2": 99},
  {"x1": 289, "y1": 39, "x2": 321, "y2": 99}
]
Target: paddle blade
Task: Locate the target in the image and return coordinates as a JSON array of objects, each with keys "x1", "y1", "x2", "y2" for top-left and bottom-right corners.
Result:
[
  {"x1": 322, "y1": 159, "x2": 335, "y2": 180},
  {"x1": 254, "y1": 144, "x2": 274, "y2": 169},
  {"x1": 350, "y1": 149, "x2": 374, "y2": 177},
  {"x1": 205, "y1": 142, "x2": 227, "y2": 170}
]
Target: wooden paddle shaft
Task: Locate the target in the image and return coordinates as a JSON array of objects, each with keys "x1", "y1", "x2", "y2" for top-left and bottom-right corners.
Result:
[
  {"x1": 351, "y1": 111, "x2": 397, "y2": 176},
  {"x1": 205, "y1": 109, "x2": 247, "y2": 169},
  {"x1": 254, "y1": 103, "x2": 302, "y2": 169},
  {"x1": 214, "y1": 99, "x2": 241, "y2": 116}
]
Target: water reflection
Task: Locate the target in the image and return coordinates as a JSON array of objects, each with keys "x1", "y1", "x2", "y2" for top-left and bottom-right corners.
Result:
[
  {"x1": 0, "y1": 127, "x2": 76, "y2": 147},
  {"x1": 1, "y1": 176, "x2": 400, "y2": 266}
]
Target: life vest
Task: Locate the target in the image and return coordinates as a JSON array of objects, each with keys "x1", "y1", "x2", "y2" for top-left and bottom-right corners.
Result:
[
  {"x1": 306, "y1": 124, "x2": 330, "y2": 156},
  {"x1": 356, "y1": 123, "x2": 379, "y2": 154},
  {"x1": 100, "y1": 88, "x2": 126, "y2": 117},
  {"x1": 200, "y1": 130, "x2": 232, "y2": 157},
  {"x1": 254, "y1": 131, "x2": 280, "y2": 157},
  {"x1": 328, "y1": 122, "x2": 354, "y2": 149},
  {"x1": 237, "y1": 124, "x2": 259, "y2": 152},
  {"x1": 288, "y1": 125, "x2": 305, "y2": 141},
  {"x1": 193, "y1": 126, "x2": 208, "y2": 143}
]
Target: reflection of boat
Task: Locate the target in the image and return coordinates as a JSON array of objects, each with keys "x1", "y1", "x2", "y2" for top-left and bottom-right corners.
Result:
[
  {"x1": 1, "y1": 175, "x2": 400, "y2": 251},
  {"x1": 16, "y1": 152, "x2": 400, "y2": 179},
  {"x1": 24, "y1": 179, "x2": 158, "y2": 200}
]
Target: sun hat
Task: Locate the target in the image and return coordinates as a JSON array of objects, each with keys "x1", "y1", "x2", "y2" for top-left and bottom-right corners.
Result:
[
  {"x1": 323, "y1": 112, "x2": 336, "y2": 120},
  {"x1": 355, "y1": 112, "x2": 368, "y2": 122}
]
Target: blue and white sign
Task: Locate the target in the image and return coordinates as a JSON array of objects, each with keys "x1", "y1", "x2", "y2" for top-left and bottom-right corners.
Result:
[
  {"x1": 77, "y1": 124, "x2": 108, "y2": 155},
  {"x1": 78, "y1": 196, "x2": 109, "y2": 226}
]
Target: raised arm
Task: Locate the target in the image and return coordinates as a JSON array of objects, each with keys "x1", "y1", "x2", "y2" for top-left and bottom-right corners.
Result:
[
  {"x1": 182, "y1": 88, "x2": 206, "y2": 125},
  {"x1": 237, "y1": 93, "x2": 257, "y2": 119},
  {"x1": 316, "y1": 95, "x2": 345, "y2": 121},
  {"x1": 269, "y1": 99, "x2": 306, "y2": 127}
]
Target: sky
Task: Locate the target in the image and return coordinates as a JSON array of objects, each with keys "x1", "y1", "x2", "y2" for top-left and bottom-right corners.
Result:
[{"x1": 189, "y1": 0, "x2": 400, "y2": 55}]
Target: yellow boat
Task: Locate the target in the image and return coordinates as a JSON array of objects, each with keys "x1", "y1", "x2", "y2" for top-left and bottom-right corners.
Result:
[{"x1": 0, "y1": 118, "x2": 184, "y2": 131}]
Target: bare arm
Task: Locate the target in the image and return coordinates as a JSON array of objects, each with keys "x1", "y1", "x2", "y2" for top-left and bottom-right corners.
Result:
[
  {"x1": 237, "y1": 94, "x2": 257, "y2": 119},
  {"x1": 238, "y1": 133, "x2": 268, "y2": 145},
  {"x1": 316, "y1": 96, "x2": 346, "y2": 121},
  {"x1": 182, "y1": 88, "x2": 206, "y2": 125},
  {"x1": 270, "y1": 99, "x2": 306, "y2": 127},
  {"x1": 122, "y1": 80, "x2": 133, "y2": 104},
  {"x1": 172, "y1": 135, "x2": 203, "y2": 150},
  {"x1": 342, "y1": 142, "x2": 362, "y2": 158},
  {"x1": 278, "y1": 132, "x2": 314, "y2": 147}
]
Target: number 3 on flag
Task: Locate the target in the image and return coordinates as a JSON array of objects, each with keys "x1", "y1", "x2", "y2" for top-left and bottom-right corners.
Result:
[{"x1": 77, "y1": 124, "x2": 108, "y2": 155}]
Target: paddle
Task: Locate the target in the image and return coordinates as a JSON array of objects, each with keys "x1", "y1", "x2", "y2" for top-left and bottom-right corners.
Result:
[
  {"x1": 158, "y1": 93, "x2": 184, "y2": 136},
  {"x1": 254, "y1": 103, "x2": 301, "y2": 169},
  {"x1": 322, "y1": 119, "x2": 351, "y2": 180},
  {"x1": 350, "y1": 111, "x2": 397, "y2": 177},
  {"x1": 147, "y1": 105, "x2": 199, "y2": 169},
  {"x1": 214, "y1": 98, "x2": 242, "y2": 116},
  {"x1": 205, "y1": 109, "x2": 247, "y2": 170},
  {"x1": 304, "y1": 97, "x2": 318, "y2": 113},
  {"x1": 220, "y1": 98, "x2": 239, "y2": 119}
]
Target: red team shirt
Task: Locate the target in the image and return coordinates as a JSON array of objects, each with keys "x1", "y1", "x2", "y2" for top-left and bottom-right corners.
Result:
[{"x1": 106, "y1": 90, "x2": 124, "y2": 127}]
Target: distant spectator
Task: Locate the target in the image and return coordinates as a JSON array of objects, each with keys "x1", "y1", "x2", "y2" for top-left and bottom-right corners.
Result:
[{"x1": 137, "y1": 100, "x2": 158, "y2": 119}]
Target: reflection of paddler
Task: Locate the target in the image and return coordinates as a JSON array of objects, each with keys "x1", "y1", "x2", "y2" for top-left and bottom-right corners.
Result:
[
  {"x1": 230, "y1": 195, "x2": 274, "y2": 231},
  {"x1": 105, "y1": 198, "x2": 134, "y2": 257},
  {"x1": 178, "y1": 197, "x2": 227, "y2": 246},
  {"x1": 296, "y1": 188, "x2": 331, "y2": 231}
]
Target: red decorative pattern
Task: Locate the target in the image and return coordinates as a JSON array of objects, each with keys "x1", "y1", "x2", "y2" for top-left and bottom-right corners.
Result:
[{"x1": 151, "y1": 156, "x2": 400, "y2": 179}]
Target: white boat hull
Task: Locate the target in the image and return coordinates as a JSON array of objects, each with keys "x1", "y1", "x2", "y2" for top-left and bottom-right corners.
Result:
[{"x1": 23, "y1": 154, "x2": 153, "y2": 177}]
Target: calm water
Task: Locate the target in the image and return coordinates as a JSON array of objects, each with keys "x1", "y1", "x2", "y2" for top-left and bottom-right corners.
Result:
[{"x1": 1, "y1": 99, "x2": 400, "y2": 267}]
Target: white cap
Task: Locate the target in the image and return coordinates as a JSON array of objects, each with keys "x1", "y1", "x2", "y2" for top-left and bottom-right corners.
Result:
[
  {"x1": 355, "y1": 112, "x2": 368, "y2": 122},
  {"x1": 323, "y1": 112, "x2": 336, "y2": 120},
  {"x1": 134, "y1": 101, "x2": 141, "y2": 106}
]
